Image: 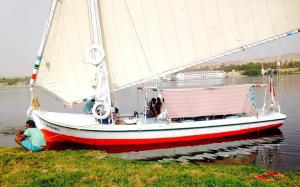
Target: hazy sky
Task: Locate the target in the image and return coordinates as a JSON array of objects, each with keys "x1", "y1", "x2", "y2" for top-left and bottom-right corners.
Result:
[
  {"x1": 0, "y1": 1, "x2": 299, "y2": 77},
  {"x1": 0, "y1": 1, "x2": 51, "y2": 77}
]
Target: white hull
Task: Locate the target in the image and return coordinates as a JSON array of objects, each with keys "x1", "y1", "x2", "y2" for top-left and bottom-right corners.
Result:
[{"x1": 32, "y1": 110, "x2": 286, "y2": 147}]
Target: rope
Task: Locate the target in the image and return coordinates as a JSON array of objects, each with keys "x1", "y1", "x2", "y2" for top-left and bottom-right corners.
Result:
[
  {"x1": 261, "y1": 45, "x2": 265, "y2": 82},
  {"x1": 275, "y1": 37, "x2": 287, "y2": 102},
  {"x1": 184, "y1": 0, "x2": 198, "y2": 62},
  {"x1": 122, "y1": 0, "x2": 153, "y2": 75},
  {"x1": 87, "y1": 0, "x2": 94, "y2": 45},
  {"x1": 261, "y1": 45, "x2": 267, "y2": 114}
]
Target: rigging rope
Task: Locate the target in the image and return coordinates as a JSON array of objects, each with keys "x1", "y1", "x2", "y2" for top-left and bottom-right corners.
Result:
[
  {"x1": 87, "y1": 0, "x2": 93, "y2": 45},
  {"x1": 122, "y1": 0, "x2": 153, "y2": 75},
  {"x1": 261, "y1": 45, "x2": 268, "y2": 114},
  {"x1": 261, "y1": 45, "x2": 265, "y2": 81},
  {"x1": 275, "y1": 37, "x2": 287, "y2": 103}
]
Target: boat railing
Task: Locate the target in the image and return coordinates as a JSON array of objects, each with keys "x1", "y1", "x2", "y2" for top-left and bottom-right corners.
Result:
[
  {"x1": 257, "y1": 103, "x2": 281, "y2": 116},
  {"x1": 142, "y1": 113, "x2": 250, "y2": 124}
]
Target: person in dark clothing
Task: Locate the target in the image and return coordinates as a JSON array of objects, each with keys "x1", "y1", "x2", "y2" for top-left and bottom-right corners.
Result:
[
  {"x1": 147, "y1": 97, "x2": 157, "y2": 118},
  {"x1": 99, "y1": 106, "x2": 119, "y2": 124},
  {"x1": 154, "y1": 97, "x2": 162, "y2": 116}
]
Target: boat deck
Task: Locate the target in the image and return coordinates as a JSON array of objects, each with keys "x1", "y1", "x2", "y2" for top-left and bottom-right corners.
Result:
[{"x1": 34, "y1": 110, "x2": 286, "y2": 132}]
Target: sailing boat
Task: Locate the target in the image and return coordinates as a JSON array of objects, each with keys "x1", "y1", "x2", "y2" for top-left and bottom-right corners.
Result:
[{"x1": 27, "y1": 0, "x2": 299, "y2": 147}]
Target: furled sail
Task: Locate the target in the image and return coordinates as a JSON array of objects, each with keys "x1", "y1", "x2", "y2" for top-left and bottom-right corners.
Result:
[
  {"x1": 35, "y1": 0, "x2": 98, "y2": 104},
  {"x1": 98, "y1": 0, "x2": 300, "y2": 91}
]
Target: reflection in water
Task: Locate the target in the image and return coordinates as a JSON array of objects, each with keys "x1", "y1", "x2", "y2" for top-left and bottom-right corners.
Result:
[
  {"x1": 46, "y1": 129, "x2": 283, "y2": 170},
  {"x1": 116, "y1": 130, "x2": 283, "y2": 170},
  {"x1": 255, "y1": 144, "x2": 281, "y2": 170}
]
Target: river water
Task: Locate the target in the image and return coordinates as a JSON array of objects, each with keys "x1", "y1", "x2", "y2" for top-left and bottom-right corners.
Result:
[{"x1": 0, "y1": 75, "x2": 299, "y2": 171}]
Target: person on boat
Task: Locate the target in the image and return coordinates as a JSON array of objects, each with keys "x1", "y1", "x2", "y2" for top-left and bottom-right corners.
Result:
[
  {"x1": 15, "y1": 120, "x2": 46, "y2": 152},
  {"x1": 145, "y1": 107, "x2": 152, "y2": 118},
  {"x1": 153, "y1": 108, "x2": 167, "y2": 121},
  {"x1": 153, "y1": 98, "x2": 167, "y2": 121},
  {"x1": 99, "y1": 106, "x2": 119, "y2": 124},
  {"x1": 83, "y1": 98, "x2": 95, "y2": 114},
  {"x1": 113, "y1": 106, "x2": 120, "y2": 119},
  {"x1": 146, "y1": 98, "x2": 157, "y2": 118},
  {"x1": 154, "y1": 97, "x2": 162, "y2": 116}
]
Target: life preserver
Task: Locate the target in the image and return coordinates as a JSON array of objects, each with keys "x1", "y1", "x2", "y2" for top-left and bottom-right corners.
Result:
[
  {"x1": 85, "y1": 44, "x2": 105, "y2": 66},
  {"x1": 92, "y1": 102, "x2": 111, "y2": 119},
  {"x1": 26, "y1": 107, "x2": 34, "y2": 118}
]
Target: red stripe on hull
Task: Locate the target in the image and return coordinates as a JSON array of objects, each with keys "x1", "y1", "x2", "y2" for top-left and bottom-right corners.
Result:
[
  {"x1": 41, "y1": 122, "x2": 283, "y2": 147},
  {"x1": 41, "y1": 129, "x2": 66, "y2": 143}
]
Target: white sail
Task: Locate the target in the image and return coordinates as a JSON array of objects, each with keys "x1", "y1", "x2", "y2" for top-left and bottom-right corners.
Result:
[
  {"x1": 35, "y1": 0, "x2": 98, "y2": 104},
  {"x1": 98, "y1": 0, "x2": 300, "y2": 91}
]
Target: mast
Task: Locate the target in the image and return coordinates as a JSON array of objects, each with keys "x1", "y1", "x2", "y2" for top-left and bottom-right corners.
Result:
[
  {"x1": 29, "y1": 0, "x2": 58, "y2": 92},
  {"x1": 27, "y1": 0, "x2": 111, "y2": 116},
  {"x1": 89, "y1": 0, "x2": 112, "y2": 118},
  {"x1": 27, "y1": 0, "x2": 59, "y2": 116}
]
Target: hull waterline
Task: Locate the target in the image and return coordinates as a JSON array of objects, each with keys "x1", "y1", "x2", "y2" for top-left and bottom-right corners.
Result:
[{"x1": 41, "y1": 122, "x2": 283, "y2": 145}]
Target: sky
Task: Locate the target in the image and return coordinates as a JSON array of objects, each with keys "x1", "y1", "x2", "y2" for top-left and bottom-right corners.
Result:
[
  {"x1": 0, "y1": 1, "x2": 51, "y2": 77},
  {"x1": 0, "y1": 1, "x2": 299, "y2": 77}
]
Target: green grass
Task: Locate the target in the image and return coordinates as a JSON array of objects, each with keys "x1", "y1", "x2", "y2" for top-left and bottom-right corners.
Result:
[{"x1": 0, "y1": 147, "x2": 299, "y2": 186}]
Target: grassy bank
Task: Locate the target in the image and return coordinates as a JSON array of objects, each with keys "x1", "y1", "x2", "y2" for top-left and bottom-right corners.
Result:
[{"x1": 0, "y1": 147, "x2": 299, "y2": 186}]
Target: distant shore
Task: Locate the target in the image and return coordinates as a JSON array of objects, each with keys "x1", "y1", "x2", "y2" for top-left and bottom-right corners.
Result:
[
  {"x1": 190, "y1": 60, "x2": 300, "y2": 77},
  {"x1": 0, "y1": 77, "x2": 29, "y2": 88},
  {"x1": 225, "y1": 68, "x2": 300, "y2": 78},
  {"x1": 1, "y1": 71, "x2": 300, "y2": 89}
]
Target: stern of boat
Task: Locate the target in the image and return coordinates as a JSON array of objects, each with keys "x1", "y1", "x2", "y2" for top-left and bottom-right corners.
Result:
[{"x1": 258, "y1": 112, "x2": 286, "y2": 130}]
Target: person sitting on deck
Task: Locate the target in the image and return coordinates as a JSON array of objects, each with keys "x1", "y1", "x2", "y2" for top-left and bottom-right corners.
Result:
[
  {"x1": 15, "y1": 120, "x2": 46, "y2": 152},
  {"x1": 146, "y1": 98, "x2": 157, "y2": 118},
  {"x1": 83, "y1": 98, "x2": 95, "y2": 114},
  {"x1": 99, "y1": 106, "x2": 119, "y2": 124}
]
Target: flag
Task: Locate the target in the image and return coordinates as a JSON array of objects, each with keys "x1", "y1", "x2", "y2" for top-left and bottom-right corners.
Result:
[{"x1": 269, "y1": 76, "x2": 275, "y2": 97}]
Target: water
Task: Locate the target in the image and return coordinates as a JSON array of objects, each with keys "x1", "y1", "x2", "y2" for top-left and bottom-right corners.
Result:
[
  {"x1": 1, "y1": 75, "x2": 300, "y2": 171},
  {"x1": 115, "y1": 130, "x2": 284, "y2": 168}
]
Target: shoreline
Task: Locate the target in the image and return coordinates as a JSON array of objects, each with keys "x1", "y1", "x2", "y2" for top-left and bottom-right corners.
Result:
[
  {"x1": 0, "y1": 82, "x2": 28, "y2": 88},
  {"x1": 0, "y1": 147, "x2": 299, "y2": 186},
  {"x1": 0, "y1": 77, "x2": 29, "y2": 88},
  {"x1": 1, "y1": 73, "x2": 299, "y2": 89}
]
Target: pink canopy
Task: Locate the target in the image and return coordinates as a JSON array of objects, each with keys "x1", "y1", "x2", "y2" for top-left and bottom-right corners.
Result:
[{"x1": 162, "y1": 84, "x2": 255, "y2": 118}]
